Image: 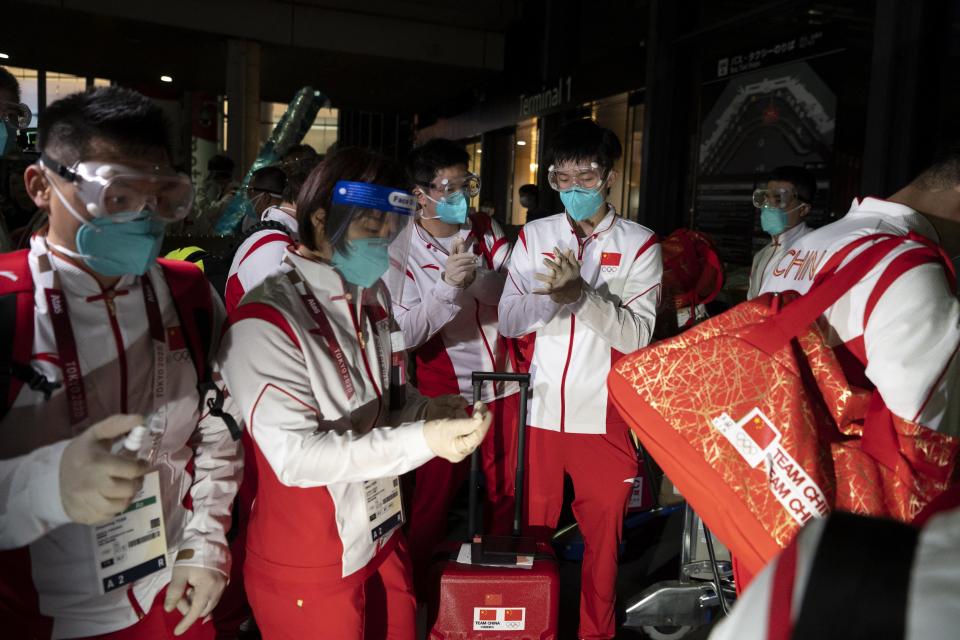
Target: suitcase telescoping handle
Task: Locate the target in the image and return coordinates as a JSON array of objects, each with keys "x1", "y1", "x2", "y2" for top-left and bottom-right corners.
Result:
[{"x1": 468, "y1": 372, "x2": 531, "y2": 539}]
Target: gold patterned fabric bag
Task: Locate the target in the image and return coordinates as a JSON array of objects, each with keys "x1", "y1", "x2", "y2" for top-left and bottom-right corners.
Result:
[{"x1": 608, "y1": 233, "x2": 958, "y2": 579}]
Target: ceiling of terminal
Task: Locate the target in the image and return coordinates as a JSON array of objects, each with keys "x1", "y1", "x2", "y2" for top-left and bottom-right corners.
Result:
[
  {"x1": 3, "y1": 0, "x2": 519, "y2": 109},
  {"x1": 2, "y1": 1, "x2": 880, "y2": 113}
]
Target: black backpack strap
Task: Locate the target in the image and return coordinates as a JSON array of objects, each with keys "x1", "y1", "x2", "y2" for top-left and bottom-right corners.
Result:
[
  {"x1": 198, "y1": 377, "x2": 241, "y2": 441},
  {"x1": 0, "y1": 250, "x2": 58, "y2": 421},
  {"x1": 158, "y1": 259, "x2": 241, "y2": 441},
  {"x1": 239, "y1": 219, "x2": 294, "y2": 243},
  {"x1": 791, "y1": 511, "x2": 919, "y2": 640}
]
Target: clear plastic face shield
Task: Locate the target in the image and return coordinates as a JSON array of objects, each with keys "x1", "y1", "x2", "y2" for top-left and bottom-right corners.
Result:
[
  {"x1": 547, "y1": 161, "x2": 606, "y2": 192},
  {"x1": 752, "y1": 187, "x2": 799, "y2": 210},
  {"x1": 39, "y1": 153, "x2": 194, "y2": 223},
  {"x1": 326, "y1": 180, "x2": 416, "y2": 296}
]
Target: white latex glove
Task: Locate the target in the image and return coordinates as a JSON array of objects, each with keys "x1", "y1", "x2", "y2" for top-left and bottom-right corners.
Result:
[
  {"x1": 442, "y1": 237, "x2": 478, "y2": 289},
  {"x1": 164, "y1": 563, "x2": 226, "y2": 636},
  {"x1": 533, "y1": 247, "x2": 582, "y2": 304},
  {"x1": 423, "y1": 394, "x2": 470, "y2": 420},
  {"x1": 59, "y1": 413, "x2": 149, "y2": 525},
  {"x1": 423, "y1": 402, "x2": 492, "y2": 463}
]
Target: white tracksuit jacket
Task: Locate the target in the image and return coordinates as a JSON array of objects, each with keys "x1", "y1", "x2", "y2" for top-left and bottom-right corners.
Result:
[
  {"x1": 217, "y1": 249, "x2": 436, "y2": 590},
  {"x1": 759, "y1": 197, "x2": 960, "y2": 435},
  {"x1": 0, "y1": 236, "x2": 242, "y2": 638},
  {"x1": 390, "y1": 214, "x2": 514, "y2": 402},
  {"x1": 747, "y1": 222, "x2": 812, "y2": 299},
  {"x1": 498, "y1": 208, "x2": 662, "y2": 433},
  {"x1": 224, "y1": 206, "x2": 298, "y2": 313},
  {"x1": 709, "y1": 505, "x2": 960, "y2": 640}
]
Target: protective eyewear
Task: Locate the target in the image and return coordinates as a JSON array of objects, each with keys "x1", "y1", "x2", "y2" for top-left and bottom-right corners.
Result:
[
  {"x1": 752, "y1": 187, "x2": 799, "y2": 210},
  {"x1": 243, "y1": 187, "x2": 280, "y2": 201},
  {"x1": 328, "y1": 180, "x2": 416, "y2": 246},
  {"x1": 547, "y1": 162, "x2": 604, "y2": 191},
  {"x1": 329, "y1": 180, "x2": 416, "y2": 298},
  {"x1": 0, "y1": 100, "x2": 32, "y2": 130},
  {"x1": 421, "y1": 173, "x2": 481, "y2": 201},
  {"x1": 41, "y1": 154, "x2": 194, "y2": 222}
]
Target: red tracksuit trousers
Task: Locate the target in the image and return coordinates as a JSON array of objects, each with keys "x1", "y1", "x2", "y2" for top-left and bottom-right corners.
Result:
[
  {"x1": 76, "y1": 587, "x2": 214, "y2": 639},
  {"x1": 525, "y1": 422, "x2": 638, "y2": 640},
  {"x1": 246, "y1": 540, "x2": 416, "y2": 640},
  {"x1": 406, "y1": 392, "x2": 521, "y2": 596}
]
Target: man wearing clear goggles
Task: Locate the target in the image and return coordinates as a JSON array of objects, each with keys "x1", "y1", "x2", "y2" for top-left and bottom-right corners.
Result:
[
  {"x1": 747, "y1": 166, "x2": 815, "y2": 298},
  {"x1": 389, "y1": 139, "x2": 518, "y2": 598},
  {"x1": 34, "y1": 153, "x2": 194, "y2": 277},
  {"x1": 499, "y1": 119, "x2": 662, "y2": 640},
  {"x1": 4, "y1": 87, "x2": 242, "y2": 639},
  {"x1": 0, "y1": 66, "x2": 30, "y2": 157}
]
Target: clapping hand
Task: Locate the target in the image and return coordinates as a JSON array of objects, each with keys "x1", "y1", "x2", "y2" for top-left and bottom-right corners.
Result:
[{"x1": 533, "y1": 247, "x2": 583, "y2": 305}]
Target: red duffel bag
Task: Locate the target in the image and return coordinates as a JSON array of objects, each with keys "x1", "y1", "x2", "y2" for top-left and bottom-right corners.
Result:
[{"x1": 608, "y1": 232, "x2": 959, "y2": 579}]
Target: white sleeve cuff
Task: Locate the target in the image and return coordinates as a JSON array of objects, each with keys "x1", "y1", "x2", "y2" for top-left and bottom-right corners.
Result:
[
  {"x1": 566, "y1": 286, "x2": 591, "y2": 313},
  {"x1": 432, "y1": 277, "x2": 465, "y2": 305},
  {"x1": 403, "y1": 420, "x2": 436, "y2": 467},
  {"x1": 30, "y1": 440, "x2": 72, "y2": 529},
  {"x1": 537, "y1": 292, "x2": 563, "y2": 317}
]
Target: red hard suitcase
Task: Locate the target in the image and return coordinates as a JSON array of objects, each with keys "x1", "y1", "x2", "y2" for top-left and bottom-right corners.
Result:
[{"x1": 428, "y1": 372, "x2": 560, "y2": 639}]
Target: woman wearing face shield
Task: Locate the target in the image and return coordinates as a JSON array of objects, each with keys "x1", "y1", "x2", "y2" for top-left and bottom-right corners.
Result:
[{"x1": 216, "y1": 147, "x2": 491, "y2": 640}]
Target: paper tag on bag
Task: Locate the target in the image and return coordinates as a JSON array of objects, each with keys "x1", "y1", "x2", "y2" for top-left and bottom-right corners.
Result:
[{"x1": 91, "y1": 470, "x2": 168, "y2": 594}]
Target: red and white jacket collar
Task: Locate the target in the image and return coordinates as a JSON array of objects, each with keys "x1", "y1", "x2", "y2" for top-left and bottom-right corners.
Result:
[
  {"x1": 848, "y1": 197, "x2": 939, "y2": 242},
  {"x1": 261, "y1": 205, "x2": 300, "y2": 239},
  {"x1": 29, "y1": 235, "x2": 139, "y2": 309}
]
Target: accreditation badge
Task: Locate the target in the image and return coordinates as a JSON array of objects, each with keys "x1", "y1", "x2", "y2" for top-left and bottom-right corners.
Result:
[{"x1": 90, "y1": 471, "x2": 168, "y2": 594}]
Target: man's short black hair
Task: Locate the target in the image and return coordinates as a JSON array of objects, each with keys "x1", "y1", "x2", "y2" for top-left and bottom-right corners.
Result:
[
  {"x1": 38, "y1": 86, "x2": 171, "y2": 166},
  {"x1": 0, "y1": 67, "x2": 20, "y2": 103},
  {"x1": 519, "y1": 184, "x2": 539, "y2": 198},
  {"x1": 406, "y1": 138, "x2": 470, "y2": 188},
  {"x1": 282, "y1": 154, "x2": 321, "y2": 202},
  {"x1": 250, "y1": 165, "x2": 286, "y2": 197},
  {"x1": 207, "y1": 153, "x2": 234, "y2": 177},
  {"x1": 548, "y1": 118, "x2": 622, "y2": 174},
  {"x1": 282, "y1": 143, "x2": 317, "y2": 165},
  {"x1": 914, "y1": 140, "x2": 960, "y2": 191},
  {"x1": 768, "y1": 166, "x2": 817, "y2": 204}
]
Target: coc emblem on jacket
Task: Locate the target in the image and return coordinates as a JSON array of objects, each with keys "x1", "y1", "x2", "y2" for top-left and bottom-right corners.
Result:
[{"x1": 600, "y1": 251, "x2": 621, "y2": 273}]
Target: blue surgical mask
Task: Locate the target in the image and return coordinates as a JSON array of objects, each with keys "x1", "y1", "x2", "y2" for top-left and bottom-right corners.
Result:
[
  {"x1": 560, "y1": 186, "x2": 605, "y2": 222},
  {"x1": 433, "y1": 191, "x2": 468, "y2": 225},
  {"x1": 0, "y1": 122, "x2": 16, "y2": 157},
  {"x1": 75, "y1": 217, "x2": 167, "y2": 276},
  {"x1": 331, "y1": 237, "x2": 391, "y2": 288},
  {"x1": 47, "y1": 176, "x2": 166, "y2": 276},
  {"x1": 760, "y1": 205, "x2": 803, "y2": 237}
]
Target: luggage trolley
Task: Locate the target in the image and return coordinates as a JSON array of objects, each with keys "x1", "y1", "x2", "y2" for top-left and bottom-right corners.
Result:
[
  {"x1": 621, "y1": 448, "x2": 736, "y2": 639},
  {"x1": 428, "y1": 372, "x2": 561, "y2": 639}
]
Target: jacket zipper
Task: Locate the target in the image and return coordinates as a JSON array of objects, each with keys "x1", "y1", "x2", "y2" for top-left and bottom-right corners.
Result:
[
  {"x1": 103, "y1": 291, "x2": 128, "y2": 413},
  {"x1": 558, "y1": 236, "x2": 590, "y2": 431}
]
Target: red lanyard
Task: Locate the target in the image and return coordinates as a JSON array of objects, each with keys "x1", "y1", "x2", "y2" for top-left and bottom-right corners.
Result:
[
  {"x1": 299, "y1": 290, "x2": 357, "y2": 400},
  {"x1": 45, "y1": 275, "x2": 167, "y2": 428},
  {"x1": 45, "y1": 288, "x2": 88, "y2": 427}
]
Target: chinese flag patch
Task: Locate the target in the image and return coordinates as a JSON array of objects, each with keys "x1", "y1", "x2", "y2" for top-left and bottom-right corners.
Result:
[
  {"x1": 504, "y1": 609, "x2": 523, "y2": 621},
  {"x1": 479, "y1": 609, "x2": 498, "y2": 621},
  {"x1": 600, "y1": 251, "x2": 622, "y2": 267},
  {"x1": 745, "y1": 416, "x2": 776, "y2": 449},
  {"x1": 166, "y1": 326, "x2": 187, "y2": 351}
]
